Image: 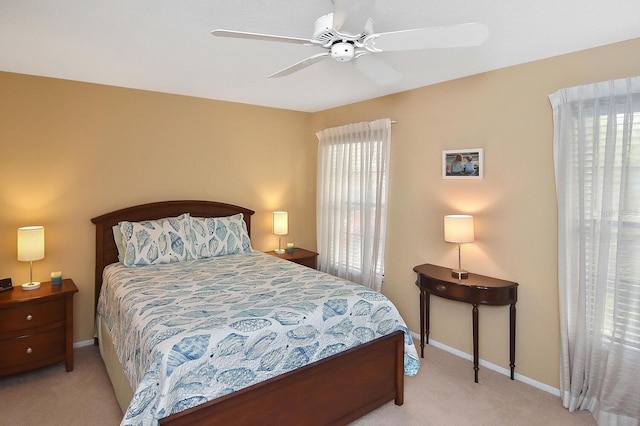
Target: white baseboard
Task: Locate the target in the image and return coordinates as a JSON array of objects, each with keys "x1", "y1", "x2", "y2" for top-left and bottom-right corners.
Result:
[
  {"x1": 410, "y1": 331, "x2": 560, "y2": 397},
  {"x1": 74, "y1": 339, "x2": 95, "y2": 348}
]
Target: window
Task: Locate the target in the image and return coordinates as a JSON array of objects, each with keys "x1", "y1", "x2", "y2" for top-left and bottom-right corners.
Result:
[
  {"x1": 551, "y1": 77, "x2": 640, "y2": 423},
  {"x1": 316, "y1": 118, "x2": 391, "y2": 291},
  {"x1": 579, "y1": 109, "x2": 640, "y2": 348}
]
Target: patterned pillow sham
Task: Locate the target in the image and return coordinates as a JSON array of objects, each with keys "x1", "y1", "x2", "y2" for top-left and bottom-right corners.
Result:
[
  {"x1": 119, "y1": 213, "x2": 196, "y2": 267},
  {"x1": 190, "y1": 213, "x2": 253, "y2": 258}
]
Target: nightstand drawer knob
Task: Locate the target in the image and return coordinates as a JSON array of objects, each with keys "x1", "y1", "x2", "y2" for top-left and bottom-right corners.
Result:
[
  {"x1": 26, "y1": 347, "x2": 33, "y2": 354},
  {"x1": 436, "y1": 284, "x2": 446, "y2": 292},
  {"x1": 26, "y1": 314, "x2": 33, "y2": 321}
]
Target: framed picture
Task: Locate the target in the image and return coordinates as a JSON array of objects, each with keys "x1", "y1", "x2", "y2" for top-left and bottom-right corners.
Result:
[{"x1": 442, "y1": 148, "x2": 484, "y2": 179}]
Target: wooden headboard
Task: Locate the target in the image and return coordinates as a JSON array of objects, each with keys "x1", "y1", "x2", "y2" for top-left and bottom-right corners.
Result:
[{"x1": 91, "y1": 200, "x2": 255, "y2": 313}]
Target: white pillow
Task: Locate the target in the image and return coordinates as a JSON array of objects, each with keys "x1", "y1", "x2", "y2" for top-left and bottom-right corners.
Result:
[
  {"x1": 119, "y1": 213, "x2": 196, "y2": 267},
  {"x1": 191, "y1": 213, "x2": 252, "y2": 258},
  {"x1": 112, "y1": 225, "x2": 125, "y2": 262}
]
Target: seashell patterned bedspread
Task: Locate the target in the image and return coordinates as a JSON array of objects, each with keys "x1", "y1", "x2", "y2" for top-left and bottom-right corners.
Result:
[{"x1": 98, "y1": 251, "x2": 420, "y2": 426}]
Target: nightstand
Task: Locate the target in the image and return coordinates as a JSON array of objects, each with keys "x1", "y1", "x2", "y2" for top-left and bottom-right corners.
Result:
[
  {"x1": 265, "y1": 248, "x2": 319, "y2": 269},
  {"x1": 0, "y1": 278, "x2": 78, "y2": 375}
]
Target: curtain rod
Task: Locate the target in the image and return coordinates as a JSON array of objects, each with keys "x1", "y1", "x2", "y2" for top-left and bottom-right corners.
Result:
[{"x1": 324, "y1": 119, "x2": 398, "y2": 129}]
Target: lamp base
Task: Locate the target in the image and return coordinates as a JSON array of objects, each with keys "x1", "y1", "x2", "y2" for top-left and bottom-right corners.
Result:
[
  {"x1": 274, "y1": 249, "x2": 285, "y2": 255},
  {"x1": 450, "y1": 269, "x2": 469, "y2": 280},
  {"x1": 21, "y1": 281, "x2": 41, "y2": 291}
]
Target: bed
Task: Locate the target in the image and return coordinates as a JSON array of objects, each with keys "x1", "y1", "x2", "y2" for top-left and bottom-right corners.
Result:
[{"x1": 92, "y1": 200, "x2": 420, "y2": 425}]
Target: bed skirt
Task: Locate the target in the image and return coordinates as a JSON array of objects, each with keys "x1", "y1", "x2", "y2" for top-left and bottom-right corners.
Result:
[{"x1": 97, "y1": 314, "x2": 132, "y2": 414}]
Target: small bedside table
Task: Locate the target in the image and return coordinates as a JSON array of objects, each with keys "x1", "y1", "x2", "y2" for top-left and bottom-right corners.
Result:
[
  {"x1": 265, "y1": 248, "x2": 319, "y2": 269},
  {"x1": 0, "y1": 278, "x2": 78, "y2": 376},
  {"x1": 413, "y1": 264, "x2": 518, "y2": 383}
]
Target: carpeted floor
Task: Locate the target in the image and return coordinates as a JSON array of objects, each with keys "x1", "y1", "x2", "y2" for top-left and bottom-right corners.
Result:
[{"x1": 0, "y1": 342, "x2": 596, "y2": 425}]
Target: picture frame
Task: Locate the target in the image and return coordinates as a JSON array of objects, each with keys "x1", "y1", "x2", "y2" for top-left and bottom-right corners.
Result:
[{"x1": 442, "y1": 148, "x2": 484, "y2": 180}]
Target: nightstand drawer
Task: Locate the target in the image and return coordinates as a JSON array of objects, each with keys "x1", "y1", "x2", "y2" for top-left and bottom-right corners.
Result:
[
  {"x1": 0, "y1": 299, "x2": 66, "y2": 334},
  {"x1": 0, "y1": 328, "x2": 65, "y2": 371}
]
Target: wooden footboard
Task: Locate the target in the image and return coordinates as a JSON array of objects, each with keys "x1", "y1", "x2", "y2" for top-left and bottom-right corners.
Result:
[{"x1": 160, "y1": 330, "x2": 405, "y2": 426}]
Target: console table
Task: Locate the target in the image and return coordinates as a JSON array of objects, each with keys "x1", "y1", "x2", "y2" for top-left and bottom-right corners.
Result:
[{"x1": 413, "y1": 263, "x2": 518, "y2": 383}]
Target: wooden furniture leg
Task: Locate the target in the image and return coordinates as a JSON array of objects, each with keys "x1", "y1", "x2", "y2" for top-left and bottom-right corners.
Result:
[
  {"x1": 472, "y1": 303, "x2": 479, "y2": 383},
  {"x1": 419, "y1": 289, "x2": 429, "y2": 357},
  {"x1": 510, "y1": 303, "x2": 516, "y2": 380}
]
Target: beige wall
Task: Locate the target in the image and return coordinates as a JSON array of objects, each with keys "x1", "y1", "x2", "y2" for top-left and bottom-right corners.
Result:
[
  {"x1": 2, "y1": 36, "x2": 639, "y2": 391},
  {"x1": 0, "y1": 72, "x2": 317, "y2": 346},
  {"x1": 312, "y1": 37, "x2": 640, "y2": 389}
]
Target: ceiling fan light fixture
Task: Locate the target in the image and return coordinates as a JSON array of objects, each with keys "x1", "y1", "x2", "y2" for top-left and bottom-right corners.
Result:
[{"x1": 330, "y1": 42, "x2": 355, "y2": 61}]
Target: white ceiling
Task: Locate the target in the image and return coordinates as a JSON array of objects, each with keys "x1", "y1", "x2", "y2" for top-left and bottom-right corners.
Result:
[{"x1": 2, "y1": 0, "x2": 640, "y2": 112}]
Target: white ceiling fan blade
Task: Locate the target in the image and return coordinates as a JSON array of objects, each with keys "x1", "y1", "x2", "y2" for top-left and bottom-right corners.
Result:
[
  {"x1": 353, "y1": 53, "x2": 402, "y2": 86},
  {"x1": 212, "y1": 29, "x2": 317, "y2": 46},
  {"x1": 364, "y1": 23, "x2": 489, "y2": 52},
  {"x1": 332, "y1": 0, "x2": 375, "y2": 37},
  {"x1": 268, "y1": 52, "x2": 330, "y2": 78}
]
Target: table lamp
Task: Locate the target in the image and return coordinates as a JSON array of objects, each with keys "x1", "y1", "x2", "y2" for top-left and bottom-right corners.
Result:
[
  {"x1": 18, "y1": 226, "x2": 45, "y2": 290},
  {"x1": 272, "y1": 211, "x2": 288, "y2": 255},
  {"x1": 444, "y1": 215, "x2": 474, "y2": 279}
]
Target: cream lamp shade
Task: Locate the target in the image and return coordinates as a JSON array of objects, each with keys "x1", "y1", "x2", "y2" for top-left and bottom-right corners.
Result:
[
  {"x1": 18, "y1": 226, "x2": 45, "y2": 290},
  {"x1": 444, "y1": 215, "x2": 475, "y2": 243},
  {"x1": 272, "y1": 211, "x2": 288, "y2": 236},
  {"x1": 272, "y1": 211, "x2": 288, "y2": 254},
  {"x1": 444, "y1": 215, "x2": 474, "y2": 279}
]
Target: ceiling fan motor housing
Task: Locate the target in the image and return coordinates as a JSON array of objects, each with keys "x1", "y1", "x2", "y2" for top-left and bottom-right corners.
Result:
[
  {"x1": 331, "y1": 42, "x2": 354, "y2": 61},
  {"x1": 313, "y1": 13, "x2": 373, "y2": 44}
]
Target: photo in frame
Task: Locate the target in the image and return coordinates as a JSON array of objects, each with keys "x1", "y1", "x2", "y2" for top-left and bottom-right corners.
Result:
[{"x1": 442, "y1": 148, "x2": 484, "y2": 179}]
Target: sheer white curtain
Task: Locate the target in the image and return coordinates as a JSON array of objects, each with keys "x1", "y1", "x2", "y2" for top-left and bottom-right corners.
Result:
[
  {"x1": 316, "y1": 118, "x2": 391, "y2": 292},
  {"x1": 550, "y1": 77, "x2": 640, "y2": 425}
]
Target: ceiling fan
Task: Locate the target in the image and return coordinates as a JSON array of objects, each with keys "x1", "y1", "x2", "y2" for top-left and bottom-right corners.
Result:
[{"x1": 211, "y1": 0, "x2": 489, "y2": 86}]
